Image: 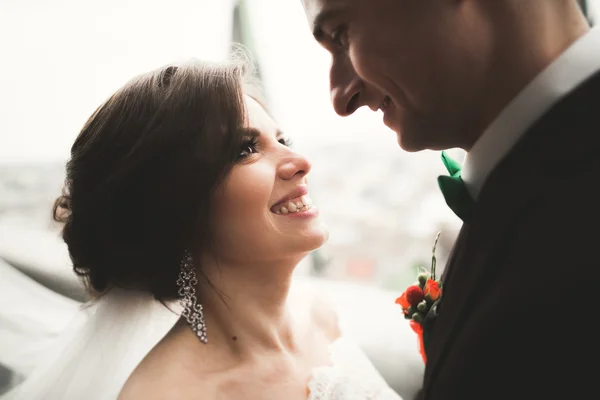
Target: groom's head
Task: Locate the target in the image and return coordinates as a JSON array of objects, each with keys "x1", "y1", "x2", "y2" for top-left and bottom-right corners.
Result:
[{"x1": 302, "y1": 0, "x2": 589, "y2": 152}]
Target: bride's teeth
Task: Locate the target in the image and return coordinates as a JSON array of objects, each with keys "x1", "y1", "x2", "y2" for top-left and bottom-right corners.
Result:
[{"x1": 274, "y1": 194, "x2": 314, "y2": 214}]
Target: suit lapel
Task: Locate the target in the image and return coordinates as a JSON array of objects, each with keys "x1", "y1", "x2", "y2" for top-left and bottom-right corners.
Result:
[{"x1": 424, "y1": 155, "x2": 545, "y2": 392}]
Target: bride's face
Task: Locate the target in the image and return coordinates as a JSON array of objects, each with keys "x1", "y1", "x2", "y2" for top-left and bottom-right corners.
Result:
[{"x1": 209, "y1": 96, "x2": 329, "y2": 265}]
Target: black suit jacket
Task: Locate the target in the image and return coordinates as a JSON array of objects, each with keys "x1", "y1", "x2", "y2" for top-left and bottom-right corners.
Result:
[{"x1": 418, "y1": 70, "x2": 600, "y2": 400}]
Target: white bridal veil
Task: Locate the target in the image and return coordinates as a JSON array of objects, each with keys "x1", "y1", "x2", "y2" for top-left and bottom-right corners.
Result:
[{"x1": 1, "y1": 288, "x2": 180, "y2": 400}]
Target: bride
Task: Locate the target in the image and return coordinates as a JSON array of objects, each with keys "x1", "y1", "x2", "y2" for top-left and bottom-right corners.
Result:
[{"x1": 3, "y1": 59, "x2": 403, "y2": 400}]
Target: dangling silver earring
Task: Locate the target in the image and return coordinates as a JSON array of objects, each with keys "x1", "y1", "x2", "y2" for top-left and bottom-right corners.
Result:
[{"x1": 177, "y1": 250, "x2": 207, "y2": 344}]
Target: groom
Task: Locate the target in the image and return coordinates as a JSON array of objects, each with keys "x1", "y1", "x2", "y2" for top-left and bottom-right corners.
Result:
[{"x1": 302, "y1": 0, "x2": 600, "y2": 399}]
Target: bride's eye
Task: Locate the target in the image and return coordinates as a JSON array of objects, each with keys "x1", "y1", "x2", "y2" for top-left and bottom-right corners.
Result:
[
  {"x1": 278, "y1": 137, "x2": 293, "y2": 147},
  {"x1": 238, "y1": 136, "x2": 259, "y2": 159}
]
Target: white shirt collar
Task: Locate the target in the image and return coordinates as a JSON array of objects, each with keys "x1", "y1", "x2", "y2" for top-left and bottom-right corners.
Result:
[{"x1": 461, "y1": 27, "x2": 600, "y2": 199}]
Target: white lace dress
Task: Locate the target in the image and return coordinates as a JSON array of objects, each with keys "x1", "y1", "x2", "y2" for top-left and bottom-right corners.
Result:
[{"x1": 308, "y1": 337, "x2": 403, "y2": 400}]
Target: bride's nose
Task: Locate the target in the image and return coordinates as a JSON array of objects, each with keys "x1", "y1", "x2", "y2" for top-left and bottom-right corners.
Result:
[{"x1": 278, "y1": 151, "x2": 311, "y2": 181}]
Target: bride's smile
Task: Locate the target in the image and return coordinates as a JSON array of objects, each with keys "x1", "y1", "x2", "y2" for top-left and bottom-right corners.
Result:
[{"x1": 271, "y1": 188, "x2": 315, "y2": 216}]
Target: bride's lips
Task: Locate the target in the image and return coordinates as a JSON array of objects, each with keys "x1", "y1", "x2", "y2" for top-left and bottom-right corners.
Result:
[{"x1": 277, "y1": 206, "x2": 319, "y2": 219}]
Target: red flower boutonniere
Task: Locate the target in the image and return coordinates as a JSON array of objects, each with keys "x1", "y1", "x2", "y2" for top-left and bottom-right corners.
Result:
[{"x1": 395, "y1": 232, "x2": 443, "y2": 363}]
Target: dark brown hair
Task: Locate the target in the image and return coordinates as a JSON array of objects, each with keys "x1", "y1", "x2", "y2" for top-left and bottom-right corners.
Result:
[{"x1": 53, "y1": 59, "x2": 259, "y2": 301}]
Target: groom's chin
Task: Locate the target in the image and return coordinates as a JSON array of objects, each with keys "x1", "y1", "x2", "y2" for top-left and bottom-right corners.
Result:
[
  {"x1": 386, "y1": 118, "x2": 423, "y2": 152},
  {"x1": 395, "y1": 131, "x2": 426, "y2": 153},
  {"x1": 394, "y1": 123, "x2": 445, "y2": 153}
]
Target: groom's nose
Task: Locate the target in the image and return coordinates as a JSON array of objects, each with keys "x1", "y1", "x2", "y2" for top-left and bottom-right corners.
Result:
[{"x1": 329, "y1": 57, "x2": 363, "y2": 116}]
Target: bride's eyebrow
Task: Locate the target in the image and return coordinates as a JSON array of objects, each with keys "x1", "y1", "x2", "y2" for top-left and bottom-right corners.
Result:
[
  {"x1": 240, "y1": 127, "x2": 261, "y2": 139},
  {"x1": 241, "y1": 127, "x2": 284, "y2": 139}
]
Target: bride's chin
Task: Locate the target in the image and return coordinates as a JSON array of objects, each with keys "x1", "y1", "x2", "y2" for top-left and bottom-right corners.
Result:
[
  {"x1": 266, "y1": 226, "x2": 329, "y2": 261},
  {"x1": 298, "y1": 229, "x2": 330, "y2": 253}
]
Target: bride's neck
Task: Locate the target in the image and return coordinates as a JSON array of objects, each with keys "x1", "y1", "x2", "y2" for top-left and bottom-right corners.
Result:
[{"x1": 182, "y1": 257, "x2": 303, "y2": 357}]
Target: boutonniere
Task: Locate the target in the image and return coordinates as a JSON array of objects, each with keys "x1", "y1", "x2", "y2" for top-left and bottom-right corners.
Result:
[{"x1": 395, "y1": 232, "x2": 443, "y2": 363}]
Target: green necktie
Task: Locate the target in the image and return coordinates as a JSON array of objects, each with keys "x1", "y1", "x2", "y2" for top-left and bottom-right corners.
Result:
[{"x1": 437, "y1": 151, "x2": 475, "y2": 222}]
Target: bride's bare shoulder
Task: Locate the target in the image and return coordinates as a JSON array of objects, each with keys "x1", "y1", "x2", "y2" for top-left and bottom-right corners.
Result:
[
  {"x1": 119, "y1": 375, "x2": 216, "y2": 400},
  {"x1": 118, "y1": 327, "x2": 219, "y2": 400},
  {"x1": 118, "y1": 353, "x2": 217, "y2": 400},
  {"x1": 118, "y1": 355, "x2": 219, "y2": 400}
]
